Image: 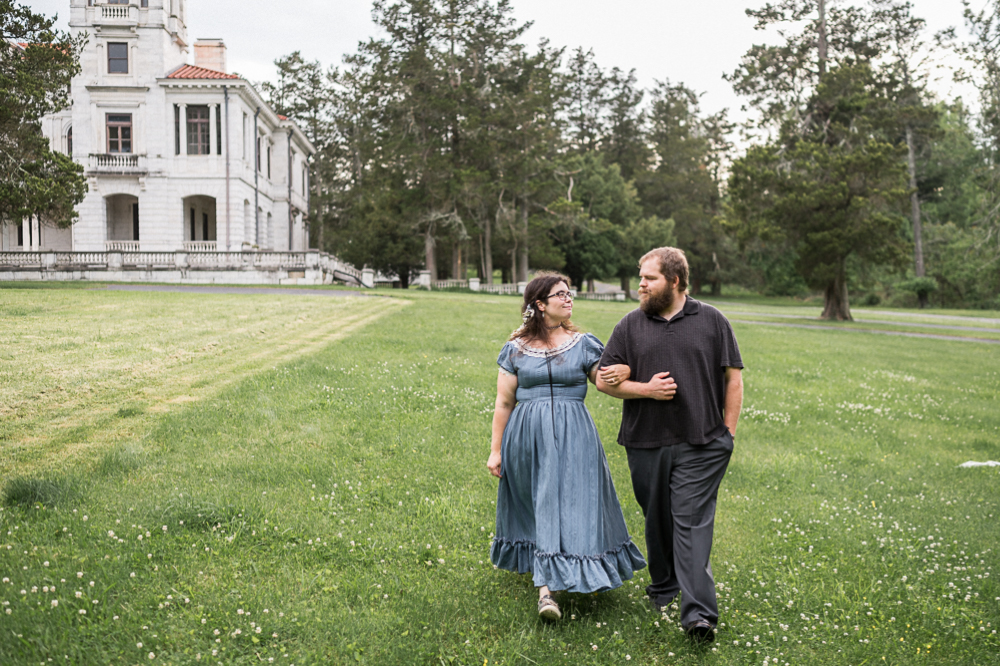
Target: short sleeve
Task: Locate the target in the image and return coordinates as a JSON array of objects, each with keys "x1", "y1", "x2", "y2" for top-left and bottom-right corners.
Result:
[
  {"x1": 600, "y1": 318, "x2": 629, "y2": 368},
  {"x1": 718, "y1": 315, "x2": 744, "y2": 369},
  {"x1": 581, "y1": 333, "x2": 605, "y2": 373},
  {"x1": 497, "y1": 342, "x2": 517, "y2": 376}
]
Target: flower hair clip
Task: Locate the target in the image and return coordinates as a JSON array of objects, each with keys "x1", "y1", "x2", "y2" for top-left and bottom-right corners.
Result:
[{"x1": 522, "y1": 304, "x2": 535, "y2": 324}]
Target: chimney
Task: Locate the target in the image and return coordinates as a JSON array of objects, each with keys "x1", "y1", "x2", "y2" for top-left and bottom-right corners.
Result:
[{"x1": 193, "y1": 38, "x2": 226, "y2": 73}]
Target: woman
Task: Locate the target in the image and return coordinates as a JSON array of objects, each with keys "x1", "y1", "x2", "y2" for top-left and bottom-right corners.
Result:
[{"x1": 488, "y1": 273, "x2": 646, "y2": 621}]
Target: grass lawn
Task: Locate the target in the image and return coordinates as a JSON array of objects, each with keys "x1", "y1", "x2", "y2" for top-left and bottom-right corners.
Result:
[{"x1": 1, "y1": 286, "x2": 998, "y2": 665}]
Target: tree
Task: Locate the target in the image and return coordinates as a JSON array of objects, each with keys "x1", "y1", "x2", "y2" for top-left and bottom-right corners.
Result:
[
  {"x1": 0, "y1": 1, "x2": 87, "y2": 229},
  {"x1": 868, "y1": 0, "x2": 943, "y2": 306},
  {"x1": 959, "y1": 1, "x2": 1000, "y2": 258},
  {"x1": 729, "y1": 64, "x2": 911, "y2": 320},
  {"x1": 602, "y1": 67, "x2": 650, "y2": 182},
  {"x1": 635, "y1": 82, "x2": 730, "y2": 295}
]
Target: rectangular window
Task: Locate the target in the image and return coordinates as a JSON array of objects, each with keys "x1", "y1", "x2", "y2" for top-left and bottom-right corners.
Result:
[
  {"x1": 107, "y1": 42, "x2": 128, "y2": 74},
  {"x1": 242, "y1": 113, "x2": 247, "y2": 159},
  {"x1": 302, "y1": 164, "x2": 307, "y2": 196},
  {"x1": 216, "y1": 105, "x2": 222, "y2": 155},
  {"x1": 107, "y1": 113, "x2": 132, "y2": 153},
  {"x1": 132, "y1": 203, "x2": 140, "y2": 241},
  {"x1": 267, "y1": 144, "x2": 271, "y2": 179},
  {"x1": 186, "y1": 105, "x2": 210, "y2": 155},
  {"x1": 202, "y1": 213, "x2": 209, "y2": 241},
  {"x1": 141, "y1": 0, "x2": 149, "y2": 7},
  {"x1": 67, "y1": 127, "x2": 73, "y2": 157},
  {"x1": 174, "y1": 105, "x2": 180, "y2": 155},
  {"x1": 17, "y1": 224, "x2": 23, "y2": 247},
  {"x1": 256, "y1": 137, "x2": 260, "y2": 172},
  {"x1": 190, "y1": 208, "x2": 196, "y2": 240}
]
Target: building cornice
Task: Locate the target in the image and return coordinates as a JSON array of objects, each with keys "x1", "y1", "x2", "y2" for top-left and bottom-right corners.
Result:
[{"x1": 85, "y1": 85, "x2": 150, "y2": 93}]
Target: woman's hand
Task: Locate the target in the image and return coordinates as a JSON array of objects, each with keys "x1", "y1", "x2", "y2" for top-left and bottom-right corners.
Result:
[
  {"x1": 487, "y1": 450, "x2": 502, "y2": 478},
  {"x1": 599, "y1": 364, "x2": 631, "y2": 387}
]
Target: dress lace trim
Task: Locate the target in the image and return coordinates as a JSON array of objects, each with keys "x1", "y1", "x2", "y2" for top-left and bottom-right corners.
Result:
[{"x1": 512, "y1": 332, "x2": 583, "y2": 359}]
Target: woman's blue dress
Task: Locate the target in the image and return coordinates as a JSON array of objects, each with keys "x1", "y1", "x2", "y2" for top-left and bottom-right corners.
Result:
[{"x1": 491, "y1": 332, "x2": 646, "y2": 593}]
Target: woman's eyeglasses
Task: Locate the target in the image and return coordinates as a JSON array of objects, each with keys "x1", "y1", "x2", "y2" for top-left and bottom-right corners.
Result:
[{"x1": 546, "y1": 290, "x2": 574, "y2": 302}]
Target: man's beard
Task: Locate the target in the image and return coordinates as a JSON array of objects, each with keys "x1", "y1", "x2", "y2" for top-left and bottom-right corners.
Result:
[{"x1": 639, "y1": 285, "x2": 674, "y2": 316}]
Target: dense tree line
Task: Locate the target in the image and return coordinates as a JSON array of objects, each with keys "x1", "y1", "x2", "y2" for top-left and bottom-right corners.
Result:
[{"x1": 266, "y1": 0, "x2": 995, "y2": 316}]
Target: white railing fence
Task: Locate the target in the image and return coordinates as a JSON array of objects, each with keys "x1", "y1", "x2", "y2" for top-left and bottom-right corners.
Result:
[
  {"x1": 101, "y1": 4, "x2": 131, "y2": 19},
  {"x1": 183, "y1": 241, "x2": 217, "y2": 252},
  {"x1": 105, "y1": 241, "x2": 140, "y2": 252},
  {"x1": 478, "y1": 283, "x2": 520, "y2": 295},
  {"x1": 0, "y1": 249, "x2": 365, "y2": 286}
]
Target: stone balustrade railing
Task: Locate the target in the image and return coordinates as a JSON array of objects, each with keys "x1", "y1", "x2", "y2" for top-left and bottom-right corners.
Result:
[
  {"x1": 575, "y1": 291, "x2": 626, "y2": 302},
  {"x1": 89, "y1": 154, "x2": 146, "y2": 174},
  {"x1": 183, "y1": 241, "x2": 217, "y2": 252},
  {"x1": 478, "y1": 282, "x2": 521, "y2": 295},
  {"x1": 0, "y1": 250, "x2": 364, "y2": 287},
  {"x1": 106, "y1": 240, "x2": 141, "y2": 252}
]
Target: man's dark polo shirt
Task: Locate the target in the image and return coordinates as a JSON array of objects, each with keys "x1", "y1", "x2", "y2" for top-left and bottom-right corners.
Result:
[{"x1": 600, "y1": 296, "x2": 743, "y2": 448}]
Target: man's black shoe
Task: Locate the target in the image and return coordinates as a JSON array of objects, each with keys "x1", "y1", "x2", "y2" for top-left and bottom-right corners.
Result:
[
  {"x1": 685, "y1": 620, "x2": 715, "y2": 643},
  {"x1": 648, "y1": 595, "x2": 676, "y2": 613}
]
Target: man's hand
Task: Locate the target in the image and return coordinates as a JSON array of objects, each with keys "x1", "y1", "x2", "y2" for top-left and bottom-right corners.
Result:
[
  {"x1": 597, "y1": 370, "x2": 677, "y2": 400},
  {"x1": 644, "y1": 372, "x2": 677, "y2": 401}
]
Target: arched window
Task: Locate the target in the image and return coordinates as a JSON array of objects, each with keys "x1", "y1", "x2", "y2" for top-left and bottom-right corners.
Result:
[{"x1": 66, "y1": 127, "x2": 72, "y2": 156}]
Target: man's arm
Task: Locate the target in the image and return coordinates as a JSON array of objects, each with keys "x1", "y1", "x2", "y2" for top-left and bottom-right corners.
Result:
[
  {"x1": 723, "y1": 367, "x2": 743, "y2": 437},
  {"x1": 597, "y1": 372, "x2": 677, "y2": 401}
]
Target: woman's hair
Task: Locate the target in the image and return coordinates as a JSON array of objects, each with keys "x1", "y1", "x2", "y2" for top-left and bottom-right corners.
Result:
[{"x1": 509, "y1": 272, "x2": 580, "y2": 344}]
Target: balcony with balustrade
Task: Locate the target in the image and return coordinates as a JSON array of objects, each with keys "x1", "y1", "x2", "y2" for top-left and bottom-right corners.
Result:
[
  {"x1": 88, "y1": 154, "x2": 148, "y2": 176},
  {"x1": 90, "y1": 3, "x2": 139, "y2": 27}
]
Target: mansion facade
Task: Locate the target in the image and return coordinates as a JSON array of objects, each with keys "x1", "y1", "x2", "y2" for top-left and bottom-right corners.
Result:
[{"x1": 1, "y1": 0, "x2": 314, "y2": 255}]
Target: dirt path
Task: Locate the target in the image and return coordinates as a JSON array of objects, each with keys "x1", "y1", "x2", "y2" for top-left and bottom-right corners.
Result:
[{"x1": 728, "y1": 319, "x2": 1000, "y2": 344}]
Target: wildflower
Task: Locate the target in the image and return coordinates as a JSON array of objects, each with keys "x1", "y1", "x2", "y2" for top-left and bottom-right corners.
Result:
[{"x1": 51, "y1": 600, "x2": 58, "y2": 608}]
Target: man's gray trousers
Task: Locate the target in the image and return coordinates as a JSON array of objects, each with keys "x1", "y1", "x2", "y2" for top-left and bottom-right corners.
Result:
[{"x1": 625, "y1": 432, "x2": 733, "y2": 629}]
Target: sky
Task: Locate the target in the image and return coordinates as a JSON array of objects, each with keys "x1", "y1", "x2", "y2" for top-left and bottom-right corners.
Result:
[{"x1": 28, "y1": 0, "x2": 982, "y2": 127}]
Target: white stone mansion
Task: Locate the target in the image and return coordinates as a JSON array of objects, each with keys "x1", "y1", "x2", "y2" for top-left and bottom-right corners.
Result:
[{"x1": 1, "y1": 0, "x2": 314, "y2": 256}]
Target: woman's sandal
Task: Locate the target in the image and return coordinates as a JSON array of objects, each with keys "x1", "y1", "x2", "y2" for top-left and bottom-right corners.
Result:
[{"x1": 538, "y1": 594, "x2": 561, "y2": 621}]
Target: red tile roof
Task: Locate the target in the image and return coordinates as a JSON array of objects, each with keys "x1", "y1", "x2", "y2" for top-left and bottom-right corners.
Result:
[
  {"x1": 277, "y1": 114, "x2": 288, "y2": 121},
  {"x1": 167, "y1": 64, "x2": 239, "y2": 80}
]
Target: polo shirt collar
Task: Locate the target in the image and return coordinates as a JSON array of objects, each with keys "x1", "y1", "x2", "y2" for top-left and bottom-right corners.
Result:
[{"x1": 645, "y1": 295, "x2": 700, "y2": 322}]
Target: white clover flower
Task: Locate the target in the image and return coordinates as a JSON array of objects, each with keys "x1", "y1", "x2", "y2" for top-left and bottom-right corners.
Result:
[
  {"x1": 51, "y1": 600, "x2": 58, "y2": 608},
  {"x1": 137, "y1": 642, "x2": 143, "y2": 648}
]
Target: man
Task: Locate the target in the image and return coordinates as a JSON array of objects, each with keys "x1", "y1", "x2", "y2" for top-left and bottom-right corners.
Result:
[{"x1": 596, "y1": 246, "x2": 743, "y2": 643}]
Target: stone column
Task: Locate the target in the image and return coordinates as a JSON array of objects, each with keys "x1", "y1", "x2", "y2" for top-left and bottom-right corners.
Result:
[
  {"x1": 361, "y1": 268, "x2": 375, "y2": 289},
  {"x1": 469, "y1": 277, "x2": 481, "y2": 292},
  {"x1": 208, "y1": 104, "x2": 218, "y2": 156},
  {"x1": 517, "y1": 281, "x2": 527, "y2": 295},
  {"x1": 179, "y1": 104, "x2": 188, "y2": 156},
  {"x1": 418, "y1": 270, "x2": 432, "y2": 289}
]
